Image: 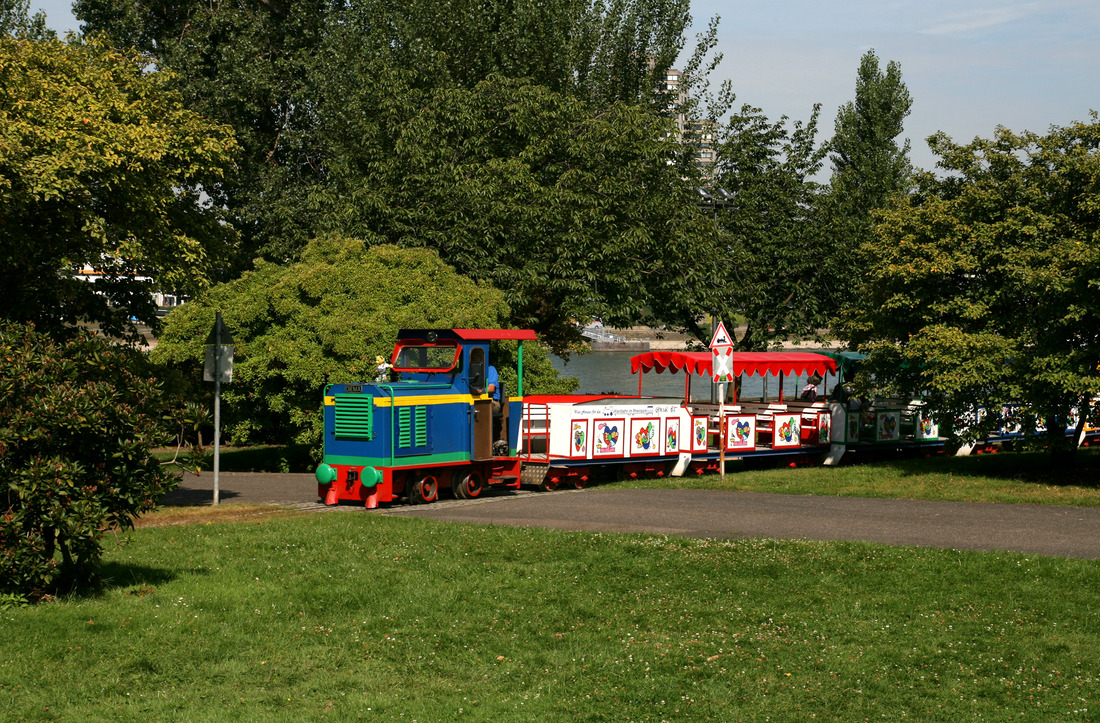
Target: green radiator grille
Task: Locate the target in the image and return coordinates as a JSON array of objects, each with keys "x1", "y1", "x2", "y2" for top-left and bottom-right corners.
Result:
[
  {"x1": 334, "y1": 395, "x2": 374, "y2": 440},
  {"x1": 397, "y1": 406, "x2": 429, "y2": 451}
]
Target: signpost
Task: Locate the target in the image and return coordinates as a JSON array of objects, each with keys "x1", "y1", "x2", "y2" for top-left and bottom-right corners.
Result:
[
  {"x1": 710, "y1": 321, "x2": 734, "y2": 479},
  {"x1": 204, "y1": 312, "x2": 234, "y2": 505}
]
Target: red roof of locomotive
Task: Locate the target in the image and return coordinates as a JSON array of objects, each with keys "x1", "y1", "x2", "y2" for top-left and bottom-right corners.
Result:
[{"x1": 397, "y1": 328, "x2": 538, "y2": 341}]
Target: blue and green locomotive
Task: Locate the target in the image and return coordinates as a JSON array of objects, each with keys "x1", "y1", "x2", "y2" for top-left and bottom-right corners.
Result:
[{"x1": 314, "y1": 328, "x2": 537, "y2": 507}]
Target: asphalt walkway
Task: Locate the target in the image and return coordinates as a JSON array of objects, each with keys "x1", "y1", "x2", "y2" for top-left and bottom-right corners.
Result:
[{"x1": 163, "y1": 471, "x2": 1100, "y2": 559}]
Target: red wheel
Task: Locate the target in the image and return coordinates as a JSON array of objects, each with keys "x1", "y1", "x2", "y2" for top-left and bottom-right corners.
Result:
[
  {"x1": 455, "y1": 471, "x2": 484, "y2": 499},
  {"x1": 408, "y1": 474, "x2": 438, "y2": 504}
]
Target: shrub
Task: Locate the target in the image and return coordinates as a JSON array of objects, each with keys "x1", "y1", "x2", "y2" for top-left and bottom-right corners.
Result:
[
  {"x1": 0, "y1": 324, "x2": 178, "y2": 600},
  {"x1": 154, "y1": 240, "x2": 519, "y2": 447}
]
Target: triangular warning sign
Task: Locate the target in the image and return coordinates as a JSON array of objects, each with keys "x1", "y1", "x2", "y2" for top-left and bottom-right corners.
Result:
[{"x1": 708, "y1": 321, "x2": 732, "y2": 349}]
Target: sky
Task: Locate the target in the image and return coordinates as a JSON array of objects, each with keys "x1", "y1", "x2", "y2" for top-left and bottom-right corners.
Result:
[{"x1": 29, "y1": 0, "x2": 1100, "y2": 174}]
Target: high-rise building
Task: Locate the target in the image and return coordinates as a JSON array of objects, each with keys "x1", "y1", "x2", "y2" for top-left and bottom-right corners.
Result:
[{"x1": 661, "y1": 68, "x2": 715, "y2": 178}]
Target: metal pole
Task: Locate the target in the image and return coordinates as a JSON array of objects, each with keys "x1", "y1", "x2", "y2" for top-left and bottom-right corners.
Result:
[
  {"x1": 213, "y1": 314, "x2": 221, "y2": 506},
  {"x1": 718, "y1": 381, "x2": 726, "y2": 479},
  {"x1": 213, "y1": 377, "x2": 221, "y2": 505}
]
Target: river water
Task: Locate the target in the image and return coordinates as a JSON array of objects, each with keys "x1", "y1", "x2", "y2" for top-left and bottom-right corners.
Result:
[{"x1": 550, "y1": 351, "x2": 814, "y2": 400}]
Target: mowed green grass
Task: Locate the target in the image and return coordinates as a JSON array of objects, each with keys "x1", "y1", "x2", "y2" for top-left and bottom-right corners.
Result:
[{"x1": 2, "y1": 510, "x2": 1099, "y2": 721}]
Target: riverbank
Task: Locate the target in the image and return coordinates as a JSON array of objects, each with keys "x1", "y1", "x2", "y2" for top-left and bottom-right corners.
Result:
[{"x1": 596, "y1": 326, "x2": 840, "y2": 351}]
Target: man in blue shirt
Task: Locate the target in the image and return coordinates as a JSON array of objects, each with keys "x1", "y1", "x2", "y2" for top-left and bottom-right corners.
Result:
[
  {"x1": 485, "y1": 364, "x2": 500, "y2": 405},
  {"x1": 485, "y1": 365, "x2": 504, "y2": 452}
]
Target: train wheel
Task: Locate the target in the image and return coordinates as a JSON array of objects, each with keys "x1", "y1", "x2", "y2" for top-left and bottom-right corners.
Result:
[
  {"x1": 408, "y1": 474, "x2": 439, "y2": 504},
  {"x1": 456, "y1": 471, "x2": 484, "y2": 499},
  {"x1": 538, "y1": 477, "x2": 558, "y2": 492}
]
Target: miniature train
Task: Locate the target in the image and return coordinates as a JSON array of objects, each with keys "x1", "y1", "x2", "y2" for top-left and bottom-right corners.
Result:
[{"x1": 314, "y1": 328, "x2": 1099, "y2": 507}]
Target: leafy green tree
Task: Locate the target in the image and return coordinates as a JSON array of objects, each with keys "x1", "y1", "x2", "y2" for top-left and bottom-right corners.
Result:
[
  {"x1": 0, "y1": 37, "x2": 238, "y2": 341},
  {"x1": 0, "y1": 323, "x2": 178, "y2": 601},
  {"x1": 76, "y1": 0, "x2": 709, "y2": 267},
  {"x1": 697, "y1": 97, "x2": 830, "y2": 349},
  {"x1": 151, "y1": 240, "x2": 575, "y2": 448},
  {"x1": 829, "y1": 49, "x2": 913, "y2": 202},
  {"x1": 822, "y1": 50, "x2": 913, "y2": 309},
  {"x1": 837, "y1": 116, "x2": 1100, "y2": 465},
  {"x1": 1, "y1": 0, "x2": 51, "y2": 39},
  {"x1": 76, "y1": 0, "x2": 329, "y2": 268},
  {"x1": 318, "y1": 75, "x2": 714, "y2": 353},
  {"x1": 77, "y1": 0, "x2": 727, "y2": 350}
]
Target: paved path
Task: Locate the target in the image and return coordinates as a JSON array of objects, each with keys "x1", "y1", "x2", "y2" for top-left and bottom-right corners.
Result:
[{"x1": 163, "y1": 472, "x2": 1100, "y2": 559}]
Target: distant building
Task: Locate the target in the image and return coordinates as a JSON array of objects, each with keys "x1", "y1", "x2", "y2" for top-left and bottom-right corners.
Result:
[
  {"x1": 74, "y1": 263, "x2": 185, "y2": 316},
  {"x1": 661, "y1": 68, "x2": 716, "y2": 178}
]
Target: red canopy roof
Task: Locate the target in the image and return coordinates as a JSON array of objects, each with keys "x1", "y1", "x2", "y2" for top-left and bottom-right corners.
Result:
[{"x1": 631, "y1": 351, "x2": 837, "y2": 378}]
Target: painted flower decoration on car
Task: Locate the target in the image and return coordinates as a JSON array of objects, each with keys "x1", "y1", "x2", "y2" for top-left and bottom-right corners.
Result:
[
  {"x1": 597, "y1": 423, "x2": 619, "y2": 452},
  {"x1": 881, "y1": 415, "x2": 897, "y2": 436}
]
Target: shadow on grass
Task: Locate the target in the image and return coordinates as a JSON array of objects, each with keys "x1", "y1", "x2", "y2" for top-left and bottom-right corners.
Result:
[
  {"x1": 159, "y1": 486, "x2": 241, "y2": 506},
  {"x1": 158, "y1": 444, "x2": 316, "y2": 474},
  {"x1": 65, "y1": 562, "x2": 204, "y2": 600},
  {"x1": 870, "y1": 445, "x2": 1100, "y2": 488}
]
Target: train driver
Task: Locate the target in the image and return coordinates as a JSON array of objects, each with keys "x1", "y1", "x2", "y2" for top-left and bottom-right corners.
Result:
[{"x1": 486, "y1": 364, "x2": 504, "y2": 446}]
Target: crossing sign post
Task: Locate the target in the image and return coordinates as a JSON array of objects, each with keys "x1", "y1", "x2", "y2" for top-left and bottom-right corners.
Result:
[
  {"x1": 204, "y1": 312, "x2": 234, "y2": 505},
  {"x1": 709, "y1": 321, "x2": 734, "y2": 478}
]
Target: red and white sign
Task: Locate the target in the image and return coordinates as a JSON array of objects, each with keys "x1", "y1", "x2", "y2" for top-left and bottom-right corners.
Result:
[{"x1": 709, "y1": 321, "x2": 734, "y2": 383}]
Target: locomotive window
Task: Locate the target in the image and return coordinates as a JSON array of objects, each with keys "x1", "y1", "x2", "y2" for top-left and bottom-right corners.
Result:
[
  {"x1": 469, "y1": 348, "x2": 485, "y2": 390},
  {"x1": 393, "y1": 342, "x2": 461, "y2": 372}
]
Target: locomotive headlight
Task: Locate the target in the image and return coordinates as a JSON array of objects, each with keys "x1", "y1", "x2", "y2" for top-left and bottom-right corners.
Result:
[{"x1": 315, "y1": 463, "x2": 337, "y2": 485}]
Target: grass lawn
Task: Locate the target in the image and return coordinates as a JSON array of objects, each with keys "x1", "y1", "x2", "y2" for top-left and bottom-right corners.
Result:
[
  {"x1": 2, "y1": 510, "x2": 1099, "y2": 721},
  {"x1": 610, "y1": 447, "x2": 1100, "y2": 507}
]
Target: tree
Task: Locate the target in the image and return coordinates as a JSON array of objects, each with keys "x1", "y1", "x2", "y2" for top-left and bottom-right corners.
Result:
[
  {"x1": 697, "y1": 97, "x2": 830, "y2": 349},
  {"x1": 76, "y1": 0, "x2": 710, "y2": 268},
  {"x1": 317, "y1": 75, "x2": 715, "y2": 353},
  {"x1": 829, "y1": 49, "x2": 913, "y2": 204},
  {"x1": 837, "y1": 116, "x2": 1100, "y2": 464},
  {"x1": 151, "y1": 240, "x2": 575, "y2": 448},
  {"x1": 1, "y1": 0, "x2": 51, "y2": 39},
  {"x1": 823, "y1": 50, "x2": 913, "y2": 309},
  {"x1": 0, "y1": 37, "x2": 238, "y2": 341},
  {"x1": 0, "y1": 323, "x2": 178, "y2": 601}
]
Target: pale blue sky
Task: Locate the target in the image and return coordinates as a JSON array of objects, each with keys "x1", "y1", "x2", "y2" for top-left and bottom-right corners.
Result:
[{"x1": 30, "y1": 0, "x2": 1100, "y2": 174}]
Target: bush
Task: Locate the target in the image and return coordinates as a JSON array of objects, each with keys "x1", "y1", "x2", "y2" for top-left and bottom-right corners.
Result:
[
  {"x1": 0, "y1": 324, "x2": 178, "y2": 600},
  {"x1": 153, "y1": 240, "x2": 516, "y2": 447}
]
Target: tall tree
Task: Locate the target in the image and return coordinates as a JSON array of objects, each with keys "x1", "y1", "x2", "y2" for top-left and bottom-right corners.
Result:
[
  {"x1": 823, "y1": 50, "x2": 913, "y2": 309},
  {"x1": 695, "y1": 95, "x2": 830, "y2": 349},
  {"x1": 76, "y1": 0, "x2": 709, "y2": 267},
  {"x1": 0, "y1": 0, "x2": 52, "y2": 39},
  {"x1": 829, "y1": 49, "x2": 913, "y2": 202},
  {"x1": 837, "y1": 116, "x2": 1100, "y2": 465},
  {"x1": 75, "y1": 0, "x2": 329, "y2": 267},
  {"x1": 0, "y1": 37, "x2": 238, "y2": 341},
  {"x1": 316, "y1": 74, "x2": 714, "y2": 352}
]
